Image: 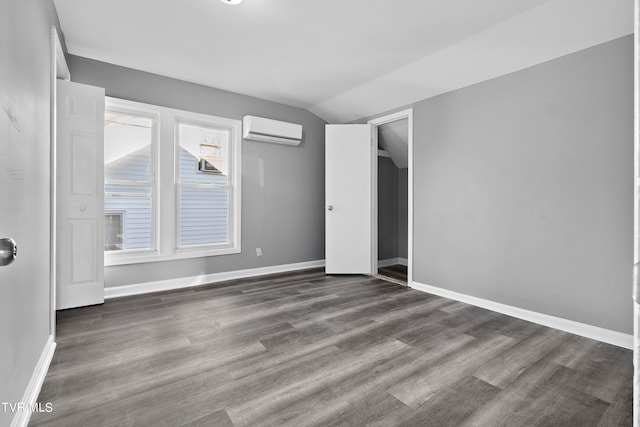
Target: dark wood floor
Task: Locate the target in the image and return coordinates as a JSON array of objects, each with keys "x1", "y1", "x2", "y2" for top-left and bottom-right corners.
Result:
[
  {"x1": 378, "y1": 264, "x2": 408, "y2": 284},
  {"x1": 31, "y1": 269, "x2": 632, "y2": 426}
]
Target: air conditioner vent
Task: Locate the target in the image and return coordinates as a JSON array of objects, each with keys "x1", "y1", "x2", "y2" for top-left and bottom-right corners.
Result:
[{"x1": 242, "y1": 115, "x2": 302, "y2": 146}]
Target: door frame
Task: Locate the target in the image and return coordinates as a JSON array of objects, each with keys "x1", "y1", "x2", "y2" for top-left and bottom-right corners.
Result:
[
  {"x1": 50, "y1": 26, "x2": 70, "y2": 339},
  {"x1": 633, "y1": 0, "x2": 639, "y2": 421},
  {"x1": 367, "y1": 108, "x2": 413, "y2": 286}
]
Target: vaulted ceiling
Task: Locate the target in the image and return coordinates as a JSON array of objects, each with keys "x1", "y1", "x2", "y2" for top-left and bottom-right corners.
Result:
[{"x1": 53, "y1": 0, "x2": 632, "y2": 123}]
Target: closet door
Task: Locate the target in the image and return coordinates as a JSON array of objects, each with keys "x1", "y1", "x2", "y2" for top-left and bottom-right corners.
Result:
[
  {"x1": 325, "y1": 124, "x2": 374, "y2": 275},
  {"x1": 56, "y1": 80, "x2": 105, "y2": 309}
]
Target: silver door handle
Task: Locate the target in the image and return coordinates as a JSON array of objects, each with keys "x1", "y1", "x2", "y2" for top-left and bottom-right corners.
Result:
[
  {"x1": 327, "y1": 205, "x2": 333, "y2": 211},
  {"x1": 0, "y1": 238, "x2": 17, "y2": 266}
]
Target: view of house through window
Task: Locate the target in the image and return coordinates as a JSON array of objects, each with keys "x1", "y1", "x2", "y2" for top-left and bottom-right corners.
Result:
[
  {"x1": 103, "y1": 98, "x2": 241, "y2": 265},
  {"x1": 104, "y1": 112, "x2": 154, "y2": 252},
  {"x1": 177, "y1": 123, "x2": 231, "y2": 247}
]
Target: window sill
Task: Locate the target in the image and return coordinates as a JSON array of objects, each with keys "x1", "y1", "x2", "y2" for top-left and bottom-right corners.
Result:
[{"x1": 105, "y1": 245, "x2": 241, "y2": 266}]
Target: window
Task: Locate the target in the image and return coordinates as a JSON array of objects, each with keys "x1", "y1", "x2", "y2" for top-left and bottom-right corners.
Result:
[
  {"x1": 177, "y1": 122, "x2": 231, "y2": 247},
  {"x1": 104, "y1": 112, "x2": 155, "y2": 254},
  {"x1": 104, "y1": 98, "x2": 241, "y2": 266}
]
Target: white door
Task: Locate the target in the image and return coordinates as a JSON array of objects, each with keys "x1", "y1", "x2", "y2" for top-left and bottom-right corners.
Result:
[
  {"x1": 325, "y1": 124, "x2": 374, "y2": 274},
  {"x1": 56, "y1": 80, "x2": 105, "y2": 309}
]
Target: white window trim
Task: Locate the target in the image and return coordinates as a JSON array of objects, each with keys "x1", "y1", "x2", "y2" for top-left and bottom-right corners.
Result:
[
  {"x1": 104, "y1": 97, "x2": 242, "y2": 267},
  {"x1": 174, "y1": 115, "x2": 240, "y2": 255},
  {"x1": 104, "y1": 99, "x2": 160, "y2": 266}
]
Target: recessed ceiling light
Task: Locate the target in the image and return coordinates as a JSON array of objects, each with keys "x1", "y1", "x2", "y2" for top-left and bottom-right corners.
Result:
[{"x1": 220, "y1": 0, "x2": 243, "y2": 4}]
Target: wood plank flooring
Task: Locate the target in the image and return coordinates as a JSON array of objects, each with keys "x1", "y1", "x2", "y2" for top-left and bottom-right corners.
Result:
[
  {"x1": 30, "y1": 269, "x2": 632, "y2": 426},
  {"x1": 378, "y1": 264, "x2": 408, "y2": 284}
]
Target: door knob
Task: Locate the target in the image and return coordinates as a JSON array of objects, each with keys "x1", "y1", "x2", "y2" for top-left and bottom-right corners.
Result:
[
  {"x1": 327, "y1": 205, "x2": 333, "y2": 211},
  {"x1": 0, "y1": 238, "x2": 17, "y2": 266}
]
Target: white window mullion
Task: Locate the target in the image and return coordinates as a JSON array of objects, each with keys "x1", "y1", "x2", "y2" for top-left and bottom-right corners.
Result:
[{"x1": 159, "y1": 111, "x2": 177, "y2": 258}]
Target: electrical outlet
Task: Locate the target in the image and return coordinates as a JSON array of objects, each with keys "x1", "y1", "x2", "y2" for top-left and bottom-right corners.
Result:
[{"x1": 256, "y1": 247, "x2": 262, "y2": 257}]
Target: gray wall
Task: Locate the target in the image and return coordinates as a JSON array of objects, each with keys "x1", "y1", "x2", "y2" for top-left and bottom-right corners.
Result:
[
  {"x1": 68, "y1": 55, "x2": 327, "y2": 288},
  {"x1": 378, "y1": 158, "x2": 409, "y2": 262},
  {"x1": 0, "y1": 1, "x2": 62, "y2": 425},
  {"x1": 412, "y1": 36, "x2": 633, "y2": 334},
  {"x1": 378, "y1": 157, "x2": 399, "y2": 260}
]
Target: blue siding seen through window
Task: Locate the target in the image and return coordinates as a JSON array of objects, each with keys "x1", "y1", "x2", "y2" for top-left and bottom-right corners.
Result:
[
  {"x1": 104, "y1": 110, "x2": 236, "y2": 254},
  {"x1": 179, "y1": 187, "x2": 229, "y2": 245},
  {"x1": 104, "y1": 146, "x2": 153, "y2": 251}
]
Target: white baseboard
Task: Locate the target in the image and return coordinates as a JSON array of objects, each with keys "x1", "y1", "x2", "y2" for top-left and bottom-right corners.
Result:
[
  {"x1": 411, "y1": 281, "x2": 633, "y2": 350},
  {"x1": 11, "y1": 335, "x2": 56, "y2": 427},
  {"x1": 105, "y1": 260, "x2": 326, "y2": 299},
  {"x1": 378, "y1": 258, "x2": 408, "y2": 268}
]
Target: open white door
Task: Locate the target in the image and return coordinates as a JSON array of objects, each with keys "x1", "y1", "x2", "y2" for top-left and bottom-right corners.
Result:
[
  {"x1": 325, "y1": 124, "x2": 374, "y2": 274},
  {"x1": 56, "y1": 80, "x2": 105, "y2": 310}
]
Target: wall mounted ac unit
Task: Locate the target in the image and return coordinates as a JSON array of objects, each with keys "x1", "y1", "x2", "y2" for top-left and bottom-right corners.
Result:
[{"x1": 242, "y1": 115, "x2": 302, "y2": 146}]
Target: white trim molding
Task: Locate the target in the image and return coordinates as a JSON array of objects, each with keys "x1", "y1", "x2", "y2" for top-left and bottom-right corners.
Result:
[
  {"x1": 105, "y1": 260, "x2": 326, "y2": 299},
  {"x1": 11, "y1": 335, "x2": 56, "y2": 427},
  {"x1": 411, "y1": 281, "x2": 633, "y2": 350},
  {"x1": 50, "y1": 25, "x2": 69, "y2": 339},
  {"x1": 368, "y1": 108, "x2": 414, "y2": 288},
  {"x1": 632, "y1": 0, "x2": 639, "y2": 423}
]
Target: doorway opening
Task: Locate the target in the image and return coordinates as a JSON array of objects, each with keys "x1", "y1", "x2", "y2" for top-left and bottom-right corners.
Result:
[{"x1": 368, "y1": 109, "x2": 413, "y2": 286}]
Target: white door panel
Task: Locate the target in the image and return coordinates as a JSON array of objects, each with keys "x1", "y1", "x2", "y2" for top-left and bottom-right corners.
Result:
[
  {"x1": 325, "y1": 124, "x2": 373, "y2": 274},
  {"x1": 56, "y1": 80, "x2": 105, "y2": 309}
]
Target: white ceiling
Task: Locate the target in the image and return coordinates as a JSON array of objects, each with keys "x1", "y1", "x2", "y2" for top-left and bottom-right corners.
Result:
[{"x1": 53, "y1": 0, "x2": 633, "y2": 123}]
